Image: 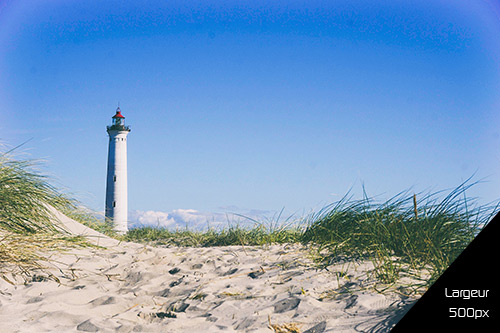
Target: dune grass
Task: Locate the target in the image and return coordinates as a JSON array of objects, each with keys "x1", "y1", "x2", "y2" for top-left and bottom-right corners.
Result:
[
  {"x1": 301, "y1": 181, "x2": 498, "y2": 287},
  {"x1": 0, "y1": 150, "x2": 91, "y2": 280},
  {"x1": 126, "y1": 222, "x2": 304, "y2": 247},
  {"x1": 0, "y1": 153, "x2": 74, "y2": 233},
  {"x1": 126, "y1": 180, "x2": 498, "y2": 290},
  {"x1": 125, "y1": 209, "x2": 304, "y2": 246}
]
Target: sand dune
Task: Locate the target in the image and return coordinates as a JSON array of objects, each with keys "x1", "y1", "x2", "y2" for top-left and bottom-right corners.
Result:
[{"x1": 0, "y1": 211, "x2": 419, "y2": 332}]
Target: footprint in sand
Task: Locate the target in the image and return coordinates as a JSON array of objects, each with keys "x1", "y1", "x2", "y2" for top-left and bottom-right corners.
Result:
[
  {"x1": 234, "y1": 317, "x2": 256, "y2": 330},
  {"x1": 169, "y1": 267, "x2": 181, "y2": 275},
  {"x1": 26, "y1": 296, "x2": 43, "y2": 304},
  {"x1": 223, "y1": 268, "x2": 238, "y2": 276},
  {"x1": 273, "y1": 297, "x2": 301, "y2": 313},
  {"x1": 90, "y1": 296, "x2": 116, "y2": 306},
  {"x1": 76, "y1": 319, "x2": 100, "y2": 332},
  {"x1": 303, "y1": 321, "x2": 327, "y2": 333}
]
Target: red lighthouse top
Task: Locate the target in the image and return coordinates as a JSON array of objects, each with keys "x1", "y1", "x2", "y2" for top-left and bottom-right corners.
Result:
[
  {"x1": 107, "y1": 107, "x2": 130, "y2": 132},
  {"x1": 113, "y1": 107, "x2": 125, "y2": 118}
]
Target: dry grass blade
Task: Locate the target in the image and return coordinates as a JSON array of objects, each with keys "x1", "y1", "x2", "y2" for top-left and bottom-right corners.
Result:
[
  {"x1": 0, "y1": 152, "x2": 76, "y2": 233},
  {"x1": 0, "y1": 149, "x2": 95, "y2": 281},
  {"x1": 268, "y1": 315, "x2": 302, "y2": 333},
  {"x1": 0, "y1": 231, "x2": 90, "y2": 279}
]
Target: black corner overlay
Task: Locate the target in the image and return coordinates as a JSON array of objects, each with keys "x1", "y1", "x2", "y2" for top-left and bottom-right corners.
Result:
[{"x1": 391, "y1": 211, "x2": 499, "y2": 331}]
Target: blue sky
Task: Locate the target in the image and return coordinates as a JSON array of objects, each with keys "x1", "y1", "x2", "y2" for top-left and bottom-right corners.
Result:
[{"x1": 1, "y1": 0, "x2": 500, "y2": 228}]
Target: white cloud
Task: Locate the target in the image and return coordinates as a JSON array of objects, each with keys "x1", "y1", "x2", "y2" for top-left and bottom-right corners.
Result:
[
  {"x1": 129, "y1": 210, "x2": 176, "y2": 228},
  {"x1": 128, "y1": 207, "x2": 284, "y2": 230},
  {"x1": 129, "y1": 209, "x2": 231, "y2": 230}
]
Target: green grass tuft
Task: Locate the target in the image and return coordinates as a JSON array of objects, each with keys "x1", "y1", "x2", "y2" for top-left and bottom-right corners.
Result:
[
  {"x1": 125, "y1": 221, "x2": 304, "y2": 247},
  {"x1": 0, "y1": 152, "x2": 76, "y2": 233},
  {"x1": 0, "y1": 149, "x2": 94, "y2": 278},
  {"x1": 301, "y1": 180, "x2": 498, "y2": 286}
]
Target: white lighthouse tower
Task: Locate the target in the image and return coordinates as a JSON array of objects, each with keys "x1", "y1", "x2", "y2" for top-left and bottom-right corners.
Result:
[{"x1": 105, "y1": 107, "x2": 131, "y2": 234}]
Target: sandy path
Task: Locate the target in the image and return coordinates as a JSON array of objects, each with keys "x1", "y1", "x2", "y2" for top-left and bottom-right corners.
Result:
[{"x1": 0, "y1": 212, "x2": 418, "y2": 332}]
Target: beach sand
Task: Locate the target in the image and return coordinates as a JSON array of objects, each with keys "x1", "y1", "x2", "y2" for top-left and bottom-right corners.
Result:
[{"x1": 0, "y1": 211, "x2": 421, "y2": 332}]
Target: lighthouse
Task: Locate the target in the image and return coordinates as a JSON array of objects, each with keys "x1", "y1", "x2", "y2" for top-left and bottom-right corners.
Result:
[{"x1": 105, "y1": 107, "x2": 131, "y2": 234}]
